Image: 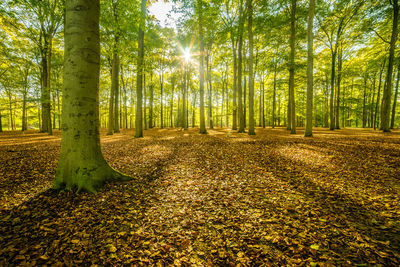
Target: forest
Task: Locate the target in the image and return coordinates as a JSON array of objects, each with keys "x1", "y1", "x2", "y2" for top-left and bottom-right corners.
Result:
[{"x1": 1, "y1": 0, "x2": 400, "y2": 265}]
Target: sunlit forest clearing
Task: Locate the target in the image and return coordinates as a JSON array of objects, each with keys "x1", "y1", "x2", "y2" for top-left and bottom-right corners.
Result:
[{"x1": 1, "y1": 0, "x2": 400, "y2": 265}]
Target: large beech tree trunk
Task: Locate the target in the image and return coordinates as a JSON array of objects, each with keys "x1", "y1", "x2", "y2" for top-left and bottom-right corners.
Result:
[{"x1": 54, "y1": 0, "x2": 129, "y2": 193}]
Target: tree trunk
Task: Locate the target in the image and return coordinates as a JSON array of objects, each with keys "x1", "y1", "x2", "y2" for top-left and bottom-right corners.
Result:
[
  {"x1": 335, "y1": 47, "x2": 342, "y2": 129},
  {"x1": 135, "y1": 0, "x2": 146, "y2": 138},
  {"x1": 362, "y1": 73, "x2": 367, "y2": 128},
  {"x1": 272, "y1": 59, "x2": 277, "y2": 128},
  {"x1": 305, "y1": 0, "x2": 315, "y2": 137},
  {"x1": 247, "y1": 0, "x2": 255, "y2": 135},
  {"x1": 207, "y1": 51, "x2": 214, "y2": 129},
  {"x1": 374, "y1": 59, "x2": 386, "y2": 129},
  {"x1": 329, "y1": 50, "x2": 336, "y2": 130},
  {"x1": 232, "y1": 37, "x2": 238, "y2": 130},
  {"x1": 391, "y1": 65, "x2": 400, "y2": 128},
  {"x1": 160, "y1": 71, "x2": 164, "y2": 128},
  {"x1": 107, "y1": 65, "x2": 114, "y2": 135},
  {"x1": 237, "y1": 0, "x2": 245, "y2": 133},
  {"x1": 198, "y1": 0, "x2": 207, "y2": 134},
  {"x1": 54, "y1": 0, "x2": 130, "y2": 193},
  {"x1": 289, "y1": 0, "x2": 297, "y2": 134},
  {"x1": 149, "y1": 72, "x2": 153, "y2": 128},
  {"x1": 41, "y1": 50, "x2": 51, "y2": 133},
  {"x1": 183, "y1": 66, "x2": 187, "y2": 129},
  {"x1": 170, "y1": 78, "x2": 174, "y2": 128},
  {"x1": 112, "y1": 53, "x2": 120, "y2": 133},
  {"x1": 381, "y1": 0, "x2": 399, "y2": 132}
]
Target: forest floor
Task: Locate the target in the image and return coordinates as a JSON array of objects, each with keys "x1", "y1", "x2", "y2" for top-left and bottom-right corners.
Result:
[{"x1": 0, "y1": 127, "x2": 400, "y2": 266}]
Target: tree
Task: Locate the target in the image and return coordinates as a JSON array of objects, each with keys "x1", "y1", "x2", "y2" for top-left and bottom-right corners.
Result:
[
  {"x1": 198, "y1": 0, "x2": 207, "y2": 134},
  {"x1": 305, "y1": 0, "x2": 315, "y2": 137},
  {"x1": 54, "y1": 0, "x2": 130, "y2": 192},
  {"x1": 247, "y1": 0, "x2": 255, "y2": 135},
  {"x1": 135, "y1": 0, "x2": 146, "y2": 138},
  {"x1": 381, "y1": 0, "x2": 399, "y2": 132},
  {"x1": 288, "y1": 0, "x2": 297, "y2": 134}
]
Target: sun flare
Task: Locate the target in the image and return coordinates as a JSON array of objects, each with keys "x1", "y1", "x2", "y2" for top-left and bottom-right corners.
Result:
[{"x1": 184, "y1": 48, "x2": 191, "y2": 62}]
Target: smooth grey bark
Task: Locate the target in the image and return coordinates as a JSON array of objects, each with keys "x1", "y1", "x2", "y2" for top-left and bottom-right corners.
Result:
[
  {"x1": 54, "y1": 0, "x2": 130, "y2": 193},
  {"x1": 305, "y1": 0, "x2": 315, "y2": 137}
]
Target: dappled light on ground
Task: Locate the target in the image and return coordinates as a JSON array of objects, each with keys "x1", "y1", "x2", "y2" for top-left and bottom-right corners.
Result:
[{"x1": 0, "y1": 127, "x2": 399, "y2": 265}]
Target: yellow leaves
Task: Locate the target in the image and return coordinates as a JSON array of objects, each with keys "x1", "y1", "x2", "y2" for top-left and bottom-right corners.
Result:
[
  {"x1": 310, "y1": 244, "x2": 320, "y2": 250},
  {"x1": 107, "y1": 244, "x2": 117, "y2": 253}
]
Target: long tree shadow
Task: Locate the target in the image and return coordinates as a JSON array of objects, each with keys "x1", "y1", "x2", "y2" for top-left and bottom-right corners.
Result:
[
  {"x1": 250, "y1": 142, "x2": 400, "y2": 265},
  {"x1": 0, "y1": 138, "x2": 179, "y2": 266}
]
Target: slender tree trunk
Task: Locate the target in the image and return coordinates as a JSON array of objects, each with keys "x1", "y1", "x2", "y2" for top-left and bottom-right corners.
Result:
[
  {"x1": 330, "y1": 50, "x2": 336, "y2": 130},
  {"x1": 113, "y1": 53, "x2": 120, "y2": 133},
  {"x1": 335, "y1": 48, "x2": 342, "y2": 129},
  {"x1": 232, "y1": 37, "x2": 237, "y2": 130},
  {"x1": 289, "y1": 0, "x2": 297, "y2": 134},
  {"x1": 160, "y1": 71, "x2": 164, "y2": 128},
  {"x1": 149, "y1": 73, "x2": 153, "y2": 128},
  {"x1": 207, "y1": 52, "x2": 214, "y2": 129},
  {"x1": 237, "y1": 0, "x2": 245, "y2": 133},
  {"x1": 305, "y1": 0, "x2": 315, "y2": 137},
  {"x1": 391, "y1": 65, "x2": 400, "y2": 128},
  {"x1": 370, "y1": 75, "x2": 376, "y2": 128},
  {"x1": 135, "y1": 0, "x2": 146, "y2": 138},
  {"x1": 381, "y1": 0, "x2": 399, "y2": 132},
  {"x1": 54, "y1": 0, "x2": 129, "y2": 193},
  {"x1": 183, "y1": 65, "x2": 187, "y2": 129},
  {"x1": 262, "y1": 75, "x2": 265, "y2": 128},
  {"x1": 374, "y1": 58, "x2": 386, "y2": 129},
  {"x1": 107, "y1": 65, "x2": 114, "y2": 135},
  {"x1": 143, "y1": 73, "x2": 147, "y2": 130},
  {"x1": 272, "y1": 59, "x2": 277, "y2": 128},
  {"x1": 198, "y1": 0, "x2": 207, "y2": 134},
  {"x1": 362, "y1": 73, "x2": 367, "y2": 128},
  {"x1": 247, "y1": 0, "x2": 255, "y2": 135},
  {"x1": 41, "y1": 49, "x2": 51, "y2": 133},
  {"x1": 170, "y1": 78, "x2": 174, "y2": 128}
]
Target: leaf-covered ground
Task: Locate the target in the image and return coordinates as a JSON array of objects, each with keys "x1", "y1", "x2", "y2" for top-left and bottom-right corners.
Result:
[{"x1": 1, "y1": 127, "x2": 400, "y2": 266}]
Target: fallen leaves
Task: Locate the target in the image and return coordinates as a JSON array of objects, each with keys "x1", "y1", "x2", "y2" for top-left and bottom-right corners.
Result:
[{"x1": 0, "y1": 127, "x2": 400, "y2": 265}]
